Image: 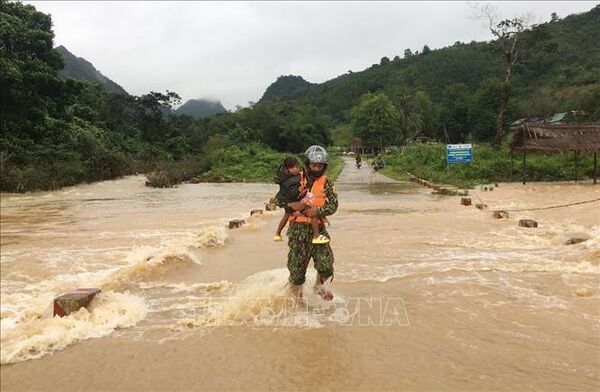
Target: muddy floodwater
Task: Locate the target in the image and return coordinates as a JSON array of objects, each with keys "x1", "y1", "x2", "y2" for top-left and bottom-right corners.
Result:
[{"x1": 1, "y1": 158, "x2": 599, "y2": 391}]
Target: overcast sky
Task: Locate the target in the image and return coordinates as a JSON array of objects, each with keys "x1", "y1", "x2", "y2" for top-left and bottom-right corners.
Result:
[{"x1": 28, "y1": 1, "x2": 596, "y2": 110}]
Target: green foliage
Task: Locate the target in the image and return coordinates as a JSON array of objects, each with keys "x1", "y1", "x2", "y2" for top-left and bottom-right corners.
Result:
[
  {"x1": 234, "y1": 99, "x2": 332, "y2": 153},
  {"x1": 144, "y1": 155, "x2": 207, "y2": 188},
  {"x1": 326, "y1": 155, "x2": 344, "y2": 182},
  {"x1": 261, "y1": 75, "x2": 314, "y2": 101},
  {"x1": 468, "y1": 78, "x2": 504, "y2": 142},
  {"x1": 259, "y1": 5, "x2": 599, "y2": 143},
  {"x1": 350, "y1": 92, "x2": 400, "y2": 149},
  {"x1": 2, "y1": 1, "x2": 598, "y2": 192},
  {"x1": 382, "y1": 143, "x2": 597, "y2": 188},
  {"x1": 330, "y1": 124, "x2": 353, "y2": 147},
  {"x1": 571, "y1": 84, "x2": 600, "y2": 121},
  {"x1": 0, "y1": 0, "x2": 64, "y2": 138},
  {"x1": 55, "y1": 45, "x2": 127, "y2": 94},
  {"x1": 203, "y1": 142, "x2": 287, "y2": 182}
]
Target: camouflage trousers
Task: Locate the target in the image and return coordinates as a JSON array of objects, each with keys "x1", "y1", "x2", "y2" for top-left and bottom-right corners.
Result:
[{"x1": 286, "y1": 222, "x2": 334, "y2": 286}]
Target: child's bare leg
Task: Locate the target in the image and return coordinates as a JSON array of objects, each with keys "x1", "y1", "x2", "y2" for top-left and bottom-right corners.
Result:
[{"x1": 276, "y1": 212, "x2": 291, "y2": 236}]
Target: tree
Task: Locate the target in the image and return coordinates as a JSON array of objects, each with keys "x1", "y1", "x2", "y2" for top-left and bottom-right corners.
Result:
[
  {"x1": 438, "y1": 84, "x2": 471, "y2": 143},
  {"x1": 404, "y1": 49, "x2": 414, "y2": 58},
  {"x1": 471, "y1": 3, "x2": 530, "y2": 148},
  {"x1": 134, "y1": 90, "x2": 181, "y2": 142},
  {"x1": 468, "y1": 78, "x2": 503, "y2": 141},
  {"x1": 524, "y1": 87, "x2": 558, "y2": 120},
  {"x1": 397, "y1": 94, "x2": 424, "y2": 143},
  {"x1": 572, "y1": 85, "x2": 600, "y2": 121},
  {"x1": 380, "y1": 56, "x2": 390, "y2": 65},
  {"x1": 422, "y1": 45, "x2": 432, "y2": 55},
  {"x1": 0, "y1": 0, "x2": 64, "y2": 139},
  {"x1": 350, "y1": 92, "x2": 400, "y2": 152}
]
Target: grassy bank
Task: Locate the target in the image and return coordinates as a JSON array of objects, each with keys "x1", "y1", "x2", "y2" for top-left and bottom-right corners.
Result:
[
  {"x1": 144, "y1": 143, "x2": 344, "y2": 188},
  {"x1": 144, "y1": 143, "x2": 286, "y2": 187},
  {"x1": 381, "y1": 143, "x2": 597, "y2": 188},
  {"x1": 327, "y1": 155, "x2": 344, "y2": 182}
]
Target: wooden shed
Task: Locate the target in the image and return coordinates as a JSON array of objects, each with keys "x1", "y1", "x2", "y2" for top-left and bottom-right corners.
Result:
[{"x1": 509, "y1": 123, "x2": 600, "y2": 184}]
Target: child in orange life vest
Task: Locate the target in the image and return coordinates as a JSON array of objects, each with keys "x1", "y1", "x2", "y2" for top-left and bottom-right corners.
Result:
[{"x1": 274, "y1": 157, "x2": 329, "y2": 244}]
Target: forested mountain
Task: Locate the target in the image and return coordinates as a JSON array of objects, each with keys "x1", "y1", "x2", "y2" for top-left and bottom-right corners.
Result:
[
  {"x1": 261, "y1": 5, "x2": 600, "y2": 141},
  {"x1": 56, "y1": 45, "x2": 127, "y2": 95},
  {"x1": 261, "y1": 75, "x2": 315, "y2": 101},
  {"x1": 1, "y1": 0, "x2": 598, "y2": 192},
  {"x1": 174, "y1": 99, "x2": 227, "y2": 118}
]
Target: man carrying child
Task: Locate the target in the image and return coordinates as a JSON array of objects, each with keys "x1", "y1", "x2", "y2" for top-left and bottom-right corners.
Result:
[{"x1": 274, "y1": 145, "x2": 338, "y2": 300}]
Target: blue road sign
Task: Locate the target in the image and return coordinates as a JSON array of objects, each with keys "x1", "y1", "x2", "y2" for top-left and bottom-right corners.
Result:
[{"x1": 447, "y1": 144, "x2": 473, "y2": 164}]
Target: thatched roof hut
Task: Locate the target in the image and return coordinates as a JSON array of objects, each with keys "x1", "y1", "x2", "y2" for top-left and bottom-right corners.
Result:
[
  {"x1": 509, "y1": 123, "x2": 600, "y2": 184},
  {"x1": 509, "y1": 123, "x2": 600, "y2": 152}
]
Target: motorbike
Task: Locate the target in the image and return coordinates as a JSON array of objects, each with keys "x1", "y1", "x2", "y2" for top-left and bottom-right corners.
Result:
[{"x1": 372, "y1": 160, "x2": 384, "y2": 172}]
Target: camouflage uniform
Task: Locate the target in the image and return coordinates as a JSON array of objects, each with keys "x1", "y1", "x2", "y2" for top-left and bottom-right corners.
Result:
[{"x1": 286, "y1": 176, "x2": 338, "y2": 285}]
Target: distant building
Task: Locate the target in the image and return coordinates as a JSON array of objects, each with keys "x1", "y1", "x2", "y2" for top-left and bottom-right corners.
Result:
[{"x1": 511, "y1": 112, "x2": 568, "y2": 127}]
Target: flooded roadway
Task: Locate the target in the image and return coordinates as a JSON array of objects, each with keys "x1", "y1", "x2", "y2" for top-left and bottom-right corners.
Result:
[{"x1": 1, "y1": 158, "x2": 599, "y2": 391}]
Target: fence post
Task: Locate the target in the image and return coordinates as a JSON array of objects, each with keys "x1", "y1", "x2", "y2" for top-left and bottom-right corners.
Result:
[
  {"x1": 522, "y1": 150, "x2": 527, "y2": 185},
  {"x1": 594, "y1": 152, "x2": 598, "y2": 185},
  {"x1": 574, "y1": 150, "x2": 578, "y2": 183}
]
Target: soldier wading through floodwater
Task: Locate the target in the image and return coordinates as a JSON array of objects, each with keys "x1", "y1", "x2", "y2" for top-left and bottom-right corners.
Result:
[{"x1": 286, "y1": 145, "x2": 338, "y2": 300}]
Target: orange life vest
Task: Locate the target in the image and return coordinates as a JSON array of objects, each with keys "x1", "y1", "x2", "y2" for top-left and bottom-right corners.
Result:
[{"x1": 289, "y1": 174, "x2": 327, "y2": 224}]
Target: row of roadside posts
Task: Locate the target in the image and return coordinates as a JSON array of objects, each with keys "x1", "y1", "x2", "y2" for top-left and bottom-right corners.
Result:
[{"x1": 447, "y1": 143, "x2": 473, "y2": 173}]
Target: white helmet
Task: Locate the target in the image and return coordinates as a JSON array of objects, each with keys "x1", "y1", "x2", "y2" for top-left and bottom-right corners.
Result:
[
  {"x1": 304, "y1": 145, "x2": 329, "y2": 178},
  {"x1": 304, "y1": 145, "x2": 329, "y2": 165}
]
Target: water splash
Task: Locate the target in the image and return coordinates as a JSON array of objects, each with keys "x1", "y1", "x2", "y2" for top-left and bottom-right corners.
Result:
[
  {"x1": 179, "y1": 269, "x2": 341, "y2": 329},
  {"x1": 0, "y1": 291, "x2": 147, "y2": 364}
]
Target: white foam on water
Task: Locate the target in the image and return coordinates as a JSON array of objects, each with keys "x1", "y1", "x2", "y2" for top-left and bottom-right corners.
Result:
[
  {"x1": 101, "y1": 225, "x2": 228, "y2": 291},
  {"x1": 0, "y1": 291, "x2": 147, "y2": 364},
  {"x1": 193, "y1": 225, "x2": 228, "y2": 248},
  {"x1": 0, "y1": 224, "x2": 231, "y2": 362},
  {"x1": 422, "y1": 273, "x2": 571, "y2": 310},
  {"x1": 425, "y1": 223, "x2": 600, "y2": 252},
  {"x1": 337, "y1": 255, "x2": 599, "y2": 284},
  {"x1": 179, "y1": 269, "x2": 342, "y2": 329},
  {"x1": 138, "y1": 280, "x2": 232, "y2": 293}
]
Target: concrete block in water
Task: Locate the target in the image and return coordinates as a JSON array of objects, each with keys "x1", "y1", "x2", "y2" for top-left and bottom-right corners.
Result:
[
  {"x1": 265, "y1": 203, "x2": 278, "y2": 211},
  {"x1": 492, "y1": 211, "x2": 509, "y2": 219},
  {"x1": 460, "y1": 197, "x2": 472, "y2": 206},
  {"x1": 53, "y1": 288, "x2": 101, "y2": 317},
  {"x1": 250, "y1": 209, "x2": 263, "y2": 216},
  {"x1": 475, "y1": 203, "x2": 488, "y2": 210},
  {"x1": 229, "y1": 219, "x2": 245, "y2": 229},
  {"x1": 519, "y1": 219, "x2": 538, "y2": 228}
]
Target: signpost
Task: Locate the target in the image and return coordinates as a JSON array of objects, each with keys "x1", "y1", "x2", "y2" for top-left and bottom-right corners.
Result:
[{"x1": 446, "y1": 144, "x2": 473, "y2": 173}]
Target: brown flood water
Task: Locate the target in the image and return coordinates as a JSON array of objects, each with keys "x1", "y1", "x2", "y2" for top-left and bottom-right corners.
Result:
[{"x1": 1, "y1": 158, "x2": 599, "y2": 391}]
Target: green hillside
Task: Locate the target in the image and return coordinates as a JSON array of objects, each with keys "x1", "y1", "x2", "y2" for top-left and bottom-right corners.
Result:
[
  {"x1": 1, "y1": 0, "x2": 598, "y2": 192},
  {"x1": 261, "y1": 5, "x2": 600, "y2": 142},
  {"x1": 55, "y1": 45, "x2": 127, "y2": 95},
  {"x1": 174, "y1": 99, "x2": 227, "y2": 118},
  {"x1": 261, "y1": 75, "x2": 315, "y2": 101}
]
